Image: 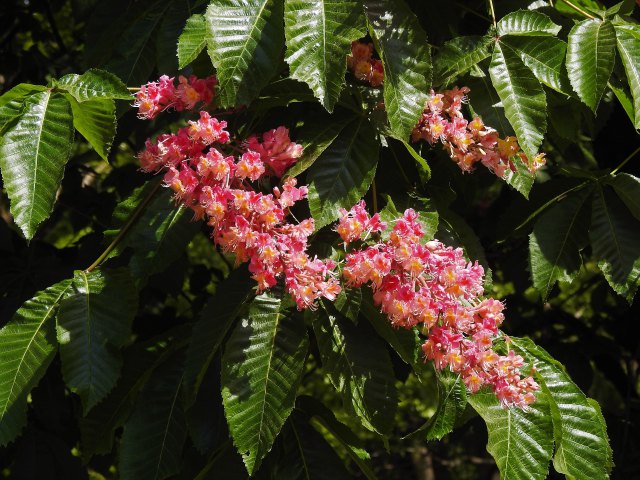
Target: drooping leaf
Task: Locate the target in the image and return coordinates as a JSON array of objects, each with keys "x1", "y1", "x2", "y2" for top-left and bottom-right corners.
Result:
[
  {"x1": 0, "y1": 84, "x2": 46, "y2": 130},
  {"x1": 606, "y1": 172, "x2": 640, "y2": 220},
  {"x1": 0, "y1": 90, "x2": 74, "y2": 239},
  {"x1": 566, "y1": 19, "x2": 616, "y2": 112},
  {"x1": 67, "y1": 96, "x2": 116, "y2": 161},
  {"x1": 608, "y1": 75, "x2": 637, "y2": 127},
  {"x1": 177, "y1": 14, "x2": 208, "y2": 69},
  {"x1": 307, "y1": 117, "x2": 379, "y2": 228},
  {"x1": 590, "y1": 185, "x2": 640, "y2": 302},
  {"x1": 364, "y1": 0, "x2": 432, "y2": 139},
  {"x1": 54, "y1": 69, "x2": 132, "y2": 102},
  {"x1": 406, "y1": 369, "x2": 467, "y2": 441},
  {"x1": 614, "y1": 24, "x2": 640, "y2": 128},
  {"x1": 313, "y1": 309, "x2": 397, "y2": 436},
  {"x1": 56, "y1": 268, "x2": 137, "y2": 413},
  {"x1": 529, "y1": 189, "x2": 592, "y2": 300},
  {"x1": 221, "y1": 292, "x2": 309, "y2": 475},
  {"x1": 468, "y1": 388, "x2": 554, "y2": 480},
  {"x1": 183, "y1": 266, "x2": 253, "y2": 404},
  {"x1": 489, "y1": 41, "x2": 546, "y2": 159},
  {"x1": 206, "y1": 0, "x2": 285, "y2": 107},
  {"x1": 433, "y1": 35, "x2": 493, "y2": 87},
  {"x1": 502, "y1": 36, "x2": 571, "y2": 94},
  {"x1": 0, "y1": 280, "x2": 72, "y2": 446},
  {"x1": 284, "y1": 0, "x2": 365, "y2": 112},
  {"x1": 119, "y1": 351, "x2": 188, "y2": 480},
  {"x1": 497, "y1": 10, "x2": 562, "y2": 37},
  {"x1": 512, "y1": 337, "x2": 612, "y2": 480}
]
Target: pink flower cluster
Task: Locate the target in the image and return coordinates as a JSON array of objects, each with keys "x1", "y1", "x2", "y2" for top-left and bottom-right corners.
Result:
[
  {"x1": 133, "y1": 75, "x2": 218, "y2": 119},
  {"x1": 338, "y1": 203, "x2": 539, "y2": 408},
  {"x1": 347, "y1": 41, "x2": 384, "y2": 87},
  {"x1": 136, "y1": 101, "x2": 340, "y2": 310},
  {"x1": 411, "y1": 87, "x2": 546, "y2": 177}
]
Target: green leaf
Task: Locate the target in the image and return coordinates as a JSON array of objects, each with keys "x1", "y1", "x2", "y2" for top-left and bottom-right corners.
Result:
[
  {"x1": 468, "y1": 388, "x2": 554, "y2": 480},
  {"x1": 307, "y1": 117, "x2": 379, "y2": 228},
  {"x1": 56, "y1": 268, "x2": 137, "y2": 413},
  {"x1": 119, "y1": 351, "x2": 188, "y2": 480},
  {"x1": 67, "y1": 96, "x2": 116, "y2": 161},
  {"x1": 183, "y1": 267, "x2": 253, "y2": 404},
  {"x1": 286, "y1": 113, "x2": 353, "y2": 177},
  {"x1": 566, "y1": 19, "x2": 616, "y2": 112},
  {"x1": 364, "y1": 0, "x2": 432, "y2": 139},
  {"x1": 502, "y1": 36, "x2": 571, "y2": 94},
  {"x1": 529, "y1": 189, "x2": 592, "y2": 300},
  {"x1": 405, "y1": 369, "x2": 467, "y2": 441},
  {"x1": 512, "y1": 337, "x2": 612, "y2": 480},
  {"x1": 608, "y1": 75, "x2": 637, "y2": 127},
  {"x1": 313, "y1": 309, "x2": 397, "y2": 436},
  {"x1": 490, "y1": 41, "x2": 546, "y2": 159},
  {"x1": 614, "y1": 24, "x2": 640, "y2": 128},
  {"x1": 54, "y1": 69, "x2": 132, "y2": 102},
  {"x1": 503, "y1": 153, "x2": 536, "y2": 198},
  {"x1": 0, "y1": 84, "x2": 46, "y2": 130},
  {"x1": 436, "y1": 208, "x2": 488, "y2": 268},
  {"x1": 497, "y1": 10, "x2": 562, "y2": 37},
  {"x1": 433, "y1": 35, "x2": 493, "y2": 87},
  {"x1": 0, "y1": 90, "x2": 74, "y2": 239},
  {"x1": 332, "y1": 287, "x2": 362, "y2": 323},
  {"x1": 0, "y1": 280, "x2": 72, "y2": 446},
  {"x1": 206, "y1": 0, "x2": 285, "y2": 107},
  {"x1": 590, "y1": 185, "x2": 640, "y2": 302},
  {"x1": 284, "y1": 0, "x2": 365, "y2": 112},
  {"x1": 177, "y1": 14, "x2": 207, "y2": 69},
  {"x1": 221, "y1": 292, "x2": 309, "y2": 475},
  {"x1": 606, "y1": 172, "x2": 640, "y2": 220}
]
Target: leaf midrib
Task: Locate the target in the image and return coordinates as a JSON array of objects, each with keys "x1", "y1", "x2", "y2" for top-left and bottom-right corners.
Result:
[
  {"x1": 154, "y1": 372, "x2": 184, "y2": 480},
  {"x1": 26, "y1": 91, "x2": 51, "y2": 232}
]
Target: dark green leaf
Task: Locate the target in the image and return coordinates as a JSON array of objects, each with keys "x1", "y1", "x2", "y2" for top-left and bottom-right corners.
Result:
[
  {"x1": 490, "y1": 41, "x2": 546, "y2": 160},
  {"x1": 57, "y1": 268, "x2": 137, "y2": 413},
  {"x1": 566, "y1": 19, "x2": 616, "y2": 112},
  {"x1": 206, "y1": 0, "x2": 285, "y2": 107},
  {"x1": 221, "y1": 293, "x2": 309, "y2": 475},
  {"x1": 503, "y1": 154, "x2": 536, "y2": 198},
  {"x1": 178, "y1": 14, "x2": 208, "y2": 69},
  {"x1": 307, "y1": 117, "x2": 379, "y2": 228},
  {"x1": 155, "y1": 1, "x2": 191, "y2": 75},
  {"x1": 284, "y1": 0, "x2": 365, "y2": 111},
  {"x1": 0, "y1": 280, "x2": 72, "y2": 446},
  {"x1": 606, "y1": 172, "x2": 640, "y2": 220},
  {"x1": 67, "y1": 96, "x2": 116, "y2": 161},
  {"x1": 54, "y1": 69, "x2": 132, "y2": 102},
  {"x1": 364, "y1": 0, "x2": 432, "y2": 139},
  {"x1": 614, "y1": 24, "x2": 640, "y2": 128},
  {"x1": 434, "y1": 35, "x2": 493, "y2": 87},
  {"x1": 0, "y1": 91, "x2": 74, "y2": 239},
  {"x1": 497, "y1": 10, "x2": 562, "y2": 37}
]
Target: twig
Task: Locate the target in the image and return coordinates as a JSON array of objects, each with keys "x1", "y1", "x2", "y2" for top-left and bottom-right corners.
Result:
[
  {"x1": 559, "y1": 0, "x2": 596, "y2": 19},
  {"x1": 611, "y1": 145, "x2": 640, "y2": 175},
  {"x1": 487, "y1": 0, "x2": 497, "y2": 29}
]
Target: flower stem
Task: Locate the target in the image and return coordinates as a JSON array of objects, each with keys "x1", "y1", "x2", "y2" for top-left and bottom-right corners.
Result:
[
  {"x1": 558, "y1": 0, "x2": 595, "y2": 19},
  {"x1": 85, "y1": 181, "x2": 162, "y2": 273},
  {"x1": 487, "y1": 0, "x2": 497, "y2": 28},
  {"x1": 611, "y1": 145, "x2": 640, "y2": 175}
]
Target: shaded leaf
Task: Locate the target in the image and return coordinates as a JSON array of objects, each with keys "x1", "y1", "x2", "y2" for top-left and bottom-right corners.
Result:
[
  {"x1": 67, "y1": 96, "x2": 116, "y2": 161},
  {"x1": 0, "y1": 280, "x2": 72, "y2": 446},
  {"x1": 178, "y1": 14, "x2": 207, "y2": 69},
  {"x1": 221, "y1": 293, "x2": 309, "y2": 475},
  {"x1": 606, "y1": 172, "x2": 640, "y2": 220},
  {"x1": 434, "y1": 35, "x2": 493, "y2": 87},
  {"x1": 0, "y1": 90, "x2": 74, "y2": 239},
  {"x1": 614, "y1": 24, "x2": 640, "y2": 128},
  {"x1": 54, "y1": 69, "x2": 131, "y2": 102},
  {"x1": 284, "y1": 0, "x2": 365, "y2": 111}
]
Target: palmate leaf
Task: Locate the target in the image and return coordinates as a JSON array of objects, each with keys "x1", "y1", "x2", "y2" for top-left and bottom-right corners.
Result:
[
  {"x1": 566, "y1": 19, "x2": 616, "y2": 112},
  {"x1": 177, "y1": 14, "x2": 208, "y2": 69},
  {"x1": 183, "y1": 266, "x2": 253, "y2": 404},
  {"x1": 119, "y1": 351, "x2": 188, "y2": 480},
  {"x1": 0, "y1": 280, "x2": 72, "y2": 446},
  {"x1": 364, "y1": 0, "x2": 432, "y2": 140},
  {"x1": 56, "y1": 268, "x2": 138, "y2": 413},
  {"x1": 433, "y1": 35, "x2": 493, "y2": 87},
  {"x1": 206, "y1": 0, "x2": 285, "y2": 107},
  {"x1": 606, "y1": 172, "x2": 640, "y2": 220},
  {"x1": 614, "y1": 24, "x2": 640, "y2": 128},
  {"x1": 496, "y1": 10, "x2": 561, "y2": 37},
  {"x1": 590, "y1": 185, "x2": 640, "y2": 302},
  {"x1": 221, "y1": 292, "x2": 309, "y2": 475},
  {"x1": 313, "y1": 310, "x2": 397, "y2": 436},
  {"x1": 67, "y1": 96, "x2": 116, "y2": 161},
  {"x1": 53, "y1": 69, "x2": 131, "y2": 102},
  {"x1": 307, "y1": 117, "x2": 379, "y2": 228},
  {"x1": 512, "y1": 338, "x2": 612, "y2": 480},
  {"x1": 0, "y1": 90, "x2": 74, "y2": 239},
  {"x1": 284, "y1": 0, "x2": 365, "y2": 112},
  {"x1": 529, "y1": 188, "x2": 592, "y2": 300},
  {"x1": 489, "y1": 41, "x2": 546, "y2": 160},
  {"x1": 469, "y1": 389, "x2": 554, "y2": 480}
]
